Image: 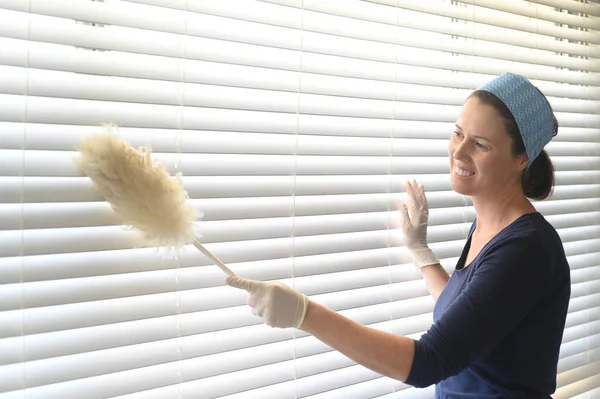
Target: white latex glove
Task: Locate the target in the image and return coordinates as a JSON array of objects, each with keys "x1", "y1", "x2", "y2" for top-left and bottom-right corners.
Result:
[
  {"x1": 397, "y1": 180, "x2": 440, "y2": 269},
  {"x1": 226, "y1": 276, "x2": 309, "y2": 329}
]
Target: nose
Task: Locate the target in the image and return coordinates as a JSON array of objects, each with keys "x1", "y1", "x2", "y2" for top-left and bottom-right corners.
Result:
[{"x1": 450, "y1": 138, "x2": 469, "y2": 162}]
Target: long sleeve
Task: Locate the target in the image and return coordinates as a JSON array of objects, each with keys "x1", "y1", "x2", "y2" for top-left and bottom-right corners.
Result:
[{"x1": 405, "y1": 234, "x2": 553, "y2": 388}]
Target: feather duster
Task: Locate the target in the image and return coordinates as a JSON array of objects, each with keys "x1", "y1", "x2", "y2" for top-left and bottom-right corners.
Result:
[{"x1": 74, "y1": 125, "x2": 235, "y2": 277}]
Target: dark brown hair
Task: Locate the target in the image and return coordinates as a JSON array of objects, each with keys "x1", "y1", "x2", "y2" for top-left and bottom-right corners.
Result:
[{"x1": 468, "y1": 90, "x2": 558, "y2": 201}]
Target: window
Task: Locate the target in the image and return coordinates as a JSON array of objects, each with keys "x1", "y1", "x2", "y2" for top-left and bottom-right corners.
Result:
[{"x1": 1, "y1": 1, "x2": 599, "y2": 398}]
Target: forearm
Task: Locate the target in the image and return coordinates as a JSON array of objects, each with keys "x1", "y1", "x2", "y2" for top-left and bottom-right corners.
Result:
[
  {"x1": 420, "y1": 264, "x2": 449, "y2": 302},
  {"x1": 408, "y1": 246, "x2": 449, "y2": 302},
  {"x1": 300, "y1": 300, "x2": 415, "y2": 382}
]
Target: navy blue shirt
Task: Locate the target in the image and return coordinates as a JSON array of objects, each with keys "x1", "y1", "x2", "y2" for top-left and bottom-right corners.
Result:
[{"x1": 406, "y1": 212, "x2": 571, "y2": 398}]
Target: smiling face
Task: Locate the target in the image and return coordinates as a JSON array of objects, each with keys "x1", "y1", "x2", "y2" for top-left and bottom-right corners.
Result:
[{"x1": 448, "y1": 97, "x2": 528, "y2": 199}]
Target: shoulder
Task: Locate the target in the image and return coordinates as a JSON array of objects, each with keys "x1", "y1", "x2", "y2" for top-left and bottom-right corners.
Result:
[
  {"x1": 472, "y1": 212, "x2": 557, "y2": 243},
  {"x1": 476, "y1": 213, "x2": 567, "y2": 284},
  {"x1": 486, "y1": 213, "x2": 561, "y2": 256}
]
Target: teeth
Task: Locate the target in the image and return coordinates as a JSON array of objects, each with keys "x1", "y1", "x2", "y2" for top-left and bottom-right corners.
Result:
[{"x1": 455, "y1": 167, "x2": 474, "y2": 177}]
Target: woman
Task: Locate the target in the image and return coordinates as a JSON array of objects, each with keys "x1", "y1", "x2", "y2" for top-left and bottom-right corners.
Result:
[{"x1": 226, "y1": 72, "x2": 571, "y2": 398}]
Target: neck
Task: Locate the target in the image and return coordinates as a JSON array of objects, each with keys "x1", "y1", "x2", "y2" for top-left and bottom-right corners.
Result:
[{"x1": 471, "y1": 188, "x2": 536, "y2": 234}]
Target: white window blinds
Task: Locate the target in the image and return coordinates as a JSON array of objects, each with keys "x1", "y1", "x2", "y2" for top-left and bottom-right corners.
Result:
[{"x1": 0, "y1": 0, "x2": 599, "y2": 398}]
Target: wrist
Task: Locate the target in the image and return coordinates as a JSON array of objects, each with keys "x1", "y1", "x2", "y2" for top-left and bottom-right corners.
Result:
[
  {"x1": 409, "y1": 246, "x2": 440, "y2": 269},
  {"x1": 298, "y1": 298, "x2": 315, "y2": 331},
  {"x1": 407, "y1": 243, "x2": 429, "y2": 252},
  {"x1": 295, "y1": 294, "x2": 309, "y2": 329}
]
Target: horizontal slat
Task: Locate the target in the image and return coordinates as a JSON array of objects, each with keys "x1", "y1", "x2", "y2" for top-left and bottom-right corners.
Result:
[
  {"x1": 568, "y1": 252, "x2": 600, "y2": 272},
  {"x1": 560, "y1": 333, "x2": 600, "y2": 360},
  {"x1": 572, "y1": 280, "x2": 600, "y2": 300},
  {"x1": 0, "y1": 235, "x2": 461, "y2": 283},
  {"x1": 0, "y1": 258, "x2": 430, "y2": 310},
  {"x1": 2, "y1": 95, "x2": 598, "y2": 131},
  {"x1": 1, "y1": 171, "x2": 599, "y2": 205},
  {"x1": 0, "y1": 192, "x2": 597, "y2": 233},
  {"x1": 565, "y1": 305, "x2": 600, "y2": 331},
  {"x1": 1, "y1": 273, "x2": 598, "y2": 353},
  {"x1": 0, "y1": 269, "x2": 438, "y2": 336},
  {"x1": 2, "y1": 123, "x2": 598, "y2": 155},
  {"x1": 214, "y1": 376, "x2": 401, "y2": 399},
  {"x1": 1, "y1": 7, "x2": 598, "y2": 77},
  {"x1": 1, "y1": 37, "x2": 599, "y2": 100},
  {"x1": 558, "y1": 360, "x2": 600, "y2": 390},
  {"x1": 0, "y1": 195, "x2": 462, "y2": 230},
  {"x1": 2, "y1": 214, "x2": 597, "y2": 257},
  {"x1": 301, "y1": 377, "x2": 406, "y2": 399},
  {"x1": 555, "y1": 372, "x2": 600, "y2": 399},
  {"x1": 557, "y1": 226, "x2": 600, "y2": 244},
  {"x1": 2, "y1": 196, "x2": 594, "y2": 232},
  {"x1": 0, "y1": 308, "x2": 432, "y2": 395},
  {"x1": 0, "y1": 255, "x2": 435, "y2": 312},
  {"x1": 2, "y1": 150, "x2": 599, "y2": 181},
  {"x1": 1, "y1": 149, "x2": 599, "y2": 186},
  {"x1": 3, "y1": 66, "x2": 599, "y2": 112},
  {"x1": 536, "y1": 199, "x2": 600, "y2": 216},
  {"x1": 563, "y1": 314, "x2": 600, "y2": 343},
  {"x1": 121, "y1": 0, "x2": 600, "y2": 57},
  {"x1": 370, "y1": 0, "x2": 600, "y2": 31},
  {"x1": 531, "y1": 0, "x2": 600, "y2": 18},
  {"x1": 0, "y1": 234, "x2": 595, "y2": 285},
  {"x1": 0, "y1": 192, "x2": 463, "y2": 230},
  {"x1": 132, "y1": 0, "x2": 600, "y2": 37},
  {"x1": 463, "y1": 0, "x2": 600, "y2": 29},
  {"x1": 0, "y1": 300, "x2": 596, "y2": 397},
  {"x1": 0, "y1": 293, "x2": 596, "y2": 396},
  {"x1": 558, "y1": 348, "x2": 600, "y2": 375},
  {"x1": 570, "y1": 286, "x2": 600, "y2": 308},
  {"x1": 571, "y1": 265, "x2": 600, "y2": 285},
  {"x1": 0, "y1": 295, "x2": 432, "y2": 371}
]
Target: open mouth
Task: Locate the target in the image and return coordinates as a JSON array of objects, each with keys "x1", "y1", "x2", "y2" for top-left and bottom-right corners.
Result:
[{"x1": 455, "y1": 166, "x2": 475, "y2": 177}]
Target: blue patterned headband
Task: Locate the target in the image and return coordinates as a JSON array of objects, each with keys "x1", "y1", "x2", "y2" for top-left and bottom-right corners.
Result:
[{"x1": 478, "y1": 72, "x2": 554, "y2": 167}]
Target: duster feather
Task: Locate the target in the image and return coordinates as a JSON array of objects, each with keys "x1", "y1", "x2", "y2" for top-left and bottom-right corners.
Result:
[{"x1": 75, "y1": 125, "x2": 235, "y2": 276}]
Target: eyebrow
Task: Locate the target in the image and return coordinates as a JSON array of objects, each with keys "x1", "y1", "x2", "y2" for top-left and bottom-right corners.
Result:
[{"x1": 454, "y1": 124, "x2": 491, "y2": 142}]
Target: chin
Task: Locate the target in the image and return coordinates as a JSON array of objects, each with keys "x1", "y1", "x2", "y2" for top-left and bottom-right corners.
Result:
[{"x1": 450, "y1": 175, "x2": 475, "y2": 196}]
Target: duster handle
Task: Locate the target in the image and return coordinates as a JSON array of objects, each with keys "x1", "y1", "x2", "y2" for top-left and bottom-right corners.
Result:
[{"x1": 192, "y1": 237, "x2": 236, "y2": 277}]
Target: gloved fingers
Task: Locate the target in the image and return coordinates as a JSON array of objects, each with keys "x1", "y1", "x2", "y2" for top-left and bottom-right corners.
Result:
[
  {"x1": 406, "y1": 179, "x2": 423, "y2": 210},
  {"x1": 225, "y1": 276, "x2": 260, "y2": 293},
  {"x1": 255, "y1": 301, "x2": 268, "y2": 318},
  {"x1": 247, "y1": 294, "x2": 257, "y2": 308},
  {"x1": 404, "y1": 180, "x2": 416, "y2": 203},
  {"x1": 406, "y1": 179, "x2": 429, "y2": 214},
  {"x1": 417, "y1": 184, "x2": 429, "y2": 216},
  {"x1": 262, "y1": 309, "x2": 275, "y2": 327},
  {"x1": 399, "y1": 203, "x2": 413, "y2": 231}
]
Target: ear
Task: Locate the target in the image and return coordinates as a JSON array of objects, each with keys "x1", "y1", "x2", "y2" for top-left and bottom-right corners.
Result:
[{"x1": 517, "y1": 152, "x2": 529, "y2": 172}]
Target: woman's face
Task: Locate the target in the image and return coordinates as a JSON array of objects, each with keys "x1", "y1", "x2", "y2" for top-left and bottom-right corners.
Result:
[{"x1": 448, "y1": 97, "x2": 528, "y2": 198}]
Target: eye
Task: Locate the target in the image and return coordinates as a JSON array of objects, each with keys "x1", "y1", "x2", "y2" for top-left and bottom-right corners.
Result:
[
  {"x1": 475, "y1": 142, "x2": 485, "y2": 149},
  {"x1": 453, "y1": 131, "x2": 463, "y2": 138}
]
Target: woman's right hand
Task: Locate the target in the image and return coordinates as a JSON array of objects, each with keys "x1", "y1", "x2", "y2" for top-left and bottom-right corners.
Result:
[
  {"x1": 397, "y1": 180, "x2": 440, "y2": 269},
  {"x1": 398, "y1": 179, "x2": 430, "y2": 250}
]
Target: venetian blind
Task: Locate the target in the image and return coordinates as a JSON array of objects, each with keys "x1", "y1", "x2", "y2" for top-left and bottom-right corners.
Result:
[{"x1": 0, "y1": 0, "x2": 599, "y2": 398}]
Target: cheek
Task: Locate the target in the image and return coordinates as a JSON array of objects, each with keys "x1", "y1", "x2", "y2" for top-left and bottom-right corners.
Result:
[{"x1": 478, "y1": 155, "x2": 510, "y2": 180}]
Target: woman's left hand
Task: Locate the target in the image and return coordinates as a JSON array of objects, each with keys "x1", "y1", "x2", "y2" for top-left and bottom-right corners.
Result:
[{"x1": 226, "y1": 276, "x2": 309, "y2": 329}]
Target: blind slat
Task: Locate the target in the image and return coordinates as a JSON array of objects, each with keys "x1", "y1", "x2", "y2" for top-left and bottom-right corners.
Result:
[
  {"x1": 2, "y1": 8, "x2": 599, "y2": 74},
  {"x1": 2, "y1": 37, "x2": 599, "y2": 96}
]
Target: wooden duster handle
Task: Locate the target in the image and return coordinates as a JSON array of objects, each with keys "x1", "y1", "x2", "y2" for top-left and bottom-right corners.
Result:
[{"x1": 192, "y1": 237, "x2": 236, "y2": 277}]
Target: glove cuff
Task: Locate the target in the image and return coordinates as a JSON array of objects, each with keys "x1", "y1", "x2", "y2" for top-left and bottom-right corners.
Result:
[
  {"x1": 294, "y1": 294, "x2": 309, "y2": 329},
  {"x1": 410, "y1": 246, "x2": 440, "y2": 270}
]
